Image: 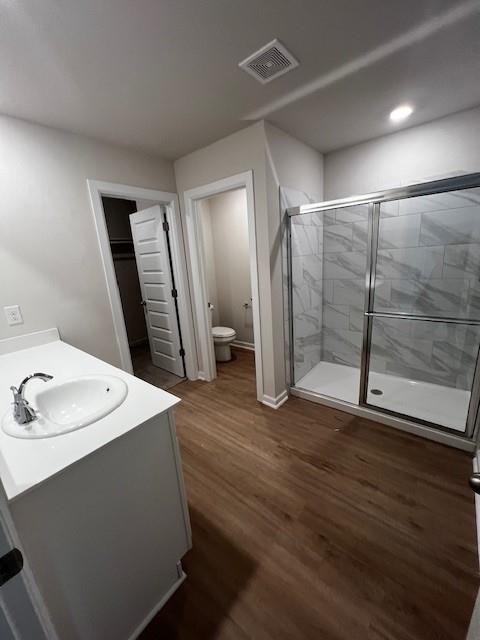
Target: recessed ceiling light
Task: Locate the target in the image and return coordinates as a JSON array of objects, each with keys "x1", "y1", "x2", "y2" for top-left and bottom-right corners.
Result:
[{"x1": 389, "y1": 104, "x2": 414, "y2": 123}]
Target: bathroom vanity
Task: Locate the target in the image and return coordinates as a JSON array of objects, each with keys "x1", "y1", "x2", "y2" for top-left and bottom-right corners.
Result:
[{"x1": 0, "y1": 329, "x2": 191, "y2": 640}]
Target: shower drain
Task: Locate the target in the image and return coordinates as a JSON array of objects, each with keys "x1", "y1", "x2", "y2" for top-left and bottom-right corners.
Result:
[{"x1": 370, "y1": 388, "x2": 383, "y2": 396}]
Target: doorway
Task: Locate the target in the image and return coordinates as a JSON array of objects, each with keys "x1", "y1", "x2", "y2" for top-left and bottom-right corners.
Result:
[
  {"x1": 198, "y1": 187, "x2": 254, "y2": 363},
  {"x1": 88, "y1": 180, "x2": 196, "y2": 390},
  {"x1": 102, "y1": 197, "x2": 185, "y2": 390},
  {"x1": 183, "y1": 171, "x2": 263, "y2": 401}
]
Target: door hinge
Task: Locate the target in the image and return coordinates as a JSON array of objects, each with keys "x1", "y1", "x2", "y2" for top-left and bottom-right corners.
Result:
[
  {"x1": 172, "y1": 288, "x2": 178, "y2": 298},
  {"x1": 0, "y1": 548, "x2": 23, "y2": 587},
  {"x1": 163, "y1": 220, "x2": 170, "y2": 232},
  {"x1": 179, "y1": 348, "x2": 185, "y2": 357}
]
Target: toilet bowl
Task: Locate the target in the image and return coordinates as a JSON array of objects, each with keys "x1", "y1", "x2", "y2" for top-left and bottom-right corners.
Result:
[{"x1": 212, "y1": 326, "x2": 236, "y2": 362}]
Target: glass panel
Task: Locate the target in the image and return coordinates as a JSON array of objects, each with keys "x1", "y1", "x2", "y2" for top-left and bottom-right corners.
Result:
[
  {"x1": 373, "y1": 187, "x2": 480, "y2": 319},
  {"x1": 291, "y1": 204, "x2": 369, "y2": 403},
  {"x1": 366, "y1": 316, "x2": 480, "y2": 432}
]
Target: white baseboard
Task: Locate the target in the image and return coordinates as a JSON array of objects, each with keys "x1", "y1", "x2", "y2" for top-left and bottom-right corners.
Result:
[
  {"x1": 232, "y1": 340, "x2": 254, "y2": 352},
  {"x1": 129, "y1": 570, "x2": 186, "y2": 640},
  {"x1": 262, "y1": 389, "x2": 289, "y2": 410}
]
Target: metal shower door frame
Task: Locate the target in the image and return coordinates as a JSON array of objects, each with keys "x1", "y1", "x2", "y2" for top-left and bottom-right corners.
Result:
[{"x1": 287, "y1": 172, "x2": 480, "y2": 441}]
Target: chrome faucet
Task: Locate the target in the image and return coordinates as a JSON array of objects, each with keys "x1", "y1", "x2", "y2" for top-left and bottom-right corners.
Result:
[{"x1": 10, "y1": 373, "x2": 53, "y2": 425}]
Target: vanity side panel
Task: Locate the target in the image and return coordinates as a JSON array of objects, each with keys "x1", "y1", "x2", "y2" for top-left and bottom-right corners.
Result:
[
  {"x1": 9, "y1": 412, "x2": 190, "y2": 640},
  {"x1": 167, "y1": 408, "x2": 192, "y2": 549}
]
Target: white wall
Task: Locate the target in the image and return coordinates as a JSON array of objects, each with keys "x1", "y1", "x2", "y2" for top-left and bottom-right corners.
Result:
[
  {"x1": 201, "y1": 189, "x2": 253, "y2": 345},
  {"x1": 324, "y1": 106, "x2": 480, "y2": 198},
  {"x1": 264, "y1": 123, "x2": 324, "y2": 391},
  {"x1": 264, "y1": 122, "x2": 324, "y2": 201},
  {"x1": 174, "y1": 122, "x2": 280, "y2": 397},
  {"x1": 198, "y1": 199, "x2": 219, "y2": 327},
  {"x1": 0, "y1": 115, "x2": 175, "y2": 367}
]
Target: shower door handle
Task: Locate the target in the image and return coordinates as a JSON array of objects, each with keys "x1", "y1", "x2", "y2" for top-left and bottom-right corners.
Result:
[{"x1": 469, "y1": 473, "x2": 480, "y2": 494}]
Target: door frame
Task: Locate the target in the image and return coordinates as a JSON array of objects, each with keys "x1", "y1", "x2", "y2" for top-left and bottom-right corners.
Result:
[
  {"x1": 87, "y1": 180, "x2": 196, "y2": 379},
  {"x1": 183, "y1": 171, "x2": 263, "y2": 402}
]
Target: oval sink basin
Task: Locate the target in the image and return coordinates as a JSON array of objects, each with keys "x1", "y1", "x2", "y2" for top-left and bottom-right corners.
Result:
[{"x1": 2, "y1": 375, "x2": 128, "y2": 439}]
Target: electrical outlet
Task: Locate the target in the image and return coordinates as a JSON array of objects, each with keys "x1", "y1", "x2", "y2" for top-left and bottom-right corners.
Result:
[{"x1": 4, "y1": 305, "x2": 23, "y2": 326}]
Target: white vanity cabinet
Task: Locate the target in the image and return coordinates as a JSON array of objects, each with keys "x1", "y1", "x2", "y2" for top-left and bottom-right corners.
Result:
[
  {"x1": 9, "y1": 410, "x2": 190, "y2": 640},
  {"x1": 0, "y1": 330, "x2": 191, "y2": 640}
]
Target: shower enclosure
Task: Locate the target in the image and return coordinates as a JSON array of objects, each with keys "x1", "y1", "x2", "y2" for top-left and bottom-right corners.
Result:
[{"x1": 286, "y1": 173, "x2": 480, "y2": 449}]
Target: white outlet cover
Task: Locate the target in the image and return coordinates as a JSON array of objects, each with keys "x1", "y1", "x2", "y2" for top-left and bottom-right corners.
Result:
[{"x1": 4, "y1": 305, "x2": 23, "y2": 326}]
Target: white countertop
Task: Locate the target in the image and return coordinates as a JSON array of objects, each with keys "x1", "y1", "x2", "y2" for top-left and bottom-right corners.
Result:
[{"x1": 0, "y1": 332, "x2": 180, "y2": 501}]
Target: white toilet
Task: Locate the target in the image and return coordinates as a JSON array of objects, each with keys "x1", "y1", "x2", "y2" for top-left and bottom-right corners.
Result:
[{"x1": 212, "y1": 326, "x2": 236, "y2": 362}]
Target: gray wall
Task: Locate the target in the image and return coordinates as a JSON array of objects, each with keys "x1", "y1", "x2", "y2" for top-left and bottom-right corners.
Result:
[{"x1": 0, "y1": 115, "x2": 175, "y2": 367}]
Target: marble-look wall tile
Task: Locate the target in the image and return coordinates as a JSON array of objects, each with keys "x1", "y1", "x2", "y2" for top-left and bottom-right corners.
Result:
[
  {"x1": 349, "y1": 307, "x2": 365, "y2": 332},
  {"x1": 398, "y1": 189, "x2": 480, "y2": 216},
  {"x1": 369, "y1": 318, "x2": 480, "y2": 389},
  {"x1": 332, "y1": 279, "x2": 365, "y2": 306},
  {"x1": 323, "y1": 304, "x2": 349, "y2": 329},
  {"x1": 443, "y1": 243, "x2": 480, "y2": 279},
  {"x1": 291, "y1": 222, "x2": 318, "y2": 256},
  {"x1": 281, "y1": 187, "x2": 321, "y2": 387},
  {"x1": 376, "y1": 246, "x2": 444, "y2": 280},
  {"x1": 323, "y1": 279, "x2": 334, "y2": 304},
  {"x1": 387, "y1": 279, "x2": 467, "y2": 316},
  {"x1": 324, "y1": 224, "x2": 353, "y2": 253},
  {"x1": 352, "y1": 221, "x2": 368, "y2": 250},
  {"x1": 420, "y1": 207, "x2": 480, "y2": 246},
  {"x1": 287, "y1": 191, "x2": 325, "y2": 385},
  {"x1": 380, "y1": 201, "x2": 399, "y2": 218},
  {"x1": 324, "y1": 251, "x2": 366, "y2": 280},
  {"x1": 335, "y1": 204, "x2": 369, "y2": 224},
  {"x1": 322, "y1": 211, "x2": 336, "y2": 226},
  {"x1": 378, "y1": 214, "x2": 421, "y2": 249},
  {"x1": 321, "y1": 327, "x2": 362, "y2": 368}
]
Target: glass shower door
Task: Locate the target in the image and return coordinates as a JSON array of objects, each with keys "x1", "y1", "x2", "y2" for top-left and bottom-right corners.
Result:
[
  {"x1": 362, "y1": 187, "x2": 480, "y2": 434},
  {"x1": 290, "y1": 203, "x2": 369, "y2": 404}
]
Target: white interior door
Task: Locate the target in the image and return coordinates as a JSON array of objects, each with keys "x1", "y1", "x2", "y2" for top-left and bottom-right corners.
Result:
[{"x1": 130, "y1": 205, "x2": 184, "y2": 377}]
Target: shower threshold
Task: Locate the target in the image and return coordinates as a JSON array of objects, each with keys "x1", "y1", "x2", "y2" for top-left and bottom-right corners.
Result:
[{"x1": 295, "y1": 361, "x2": 469, "y2": 433}]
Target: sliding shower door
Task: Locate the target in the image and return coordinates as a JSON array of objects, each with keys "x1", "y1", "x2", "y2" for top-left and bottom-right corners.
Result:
[
  {"x1": 362, "y1": 186, "x2": 480, "y2": 434},
  {"x1": 290, "y1": 204, "x2": 369, "y2": 404}
]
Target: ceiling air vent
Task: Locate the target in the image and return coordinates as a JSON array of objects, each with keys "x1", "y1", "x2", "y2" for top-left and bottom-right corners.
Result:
[{"x1": 239, "y1": 39, "x2": 299, "y2": 84}]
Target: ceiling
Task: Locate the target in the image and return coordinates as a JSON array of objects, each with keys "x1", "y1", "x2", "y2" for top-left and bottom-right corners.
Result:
[{"x1": 1, "y1": 0, "x2": 479, "y2": 159}]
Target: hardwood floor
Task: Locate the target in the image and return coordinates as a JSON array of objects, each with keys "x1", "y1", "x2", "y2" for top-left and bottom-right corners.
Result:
[{"x1": 140, "y1": 349, "x2": 479, "y2": 640}]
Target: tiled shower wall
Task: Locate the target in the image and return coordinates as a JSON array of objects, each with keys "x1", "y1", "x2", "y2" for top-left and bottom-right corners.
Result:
[
  {"x1": 321, "y1": 203, "x2": 369, "y2": 370},
  {"x1": 370, "y1": 188, "x2": 480, "y2": 389},
  {"x1": 290, "y1": 187, "x2": 480, "y2": 390},
  {"x1": 290, "y1": 210, "x2": 324, "y2": 381}
]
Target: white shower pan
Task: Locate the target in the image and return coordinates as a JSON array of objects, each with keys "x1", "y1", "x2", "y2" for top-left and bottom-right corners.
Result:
[{"x1": 296, "y1": 361, "x2": 469, "y2": 432}]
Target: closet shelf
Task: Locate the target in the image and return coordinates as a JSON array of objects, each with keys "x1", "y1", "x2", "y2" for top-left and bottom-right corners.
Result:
[{"x1": 110, "y1": 238, "x2": 133, "y2": 244}]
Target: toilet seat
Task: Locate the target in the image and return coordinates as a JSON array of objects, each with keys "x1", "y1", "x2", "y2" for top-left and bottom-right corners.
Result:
[{"x1": 212, "y1": 326, "x2": 236, "y2": 339}]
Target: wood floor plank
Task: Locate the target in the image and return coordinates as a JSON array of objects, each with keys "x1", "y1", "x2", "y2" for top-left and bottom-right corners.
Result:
[{"x1": 140, "y1": 349, "x2": 479, "y2": 640}]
